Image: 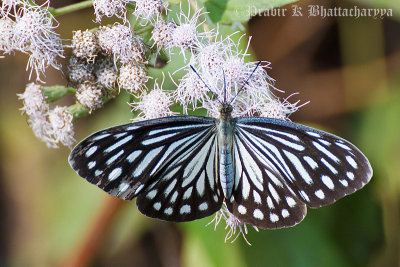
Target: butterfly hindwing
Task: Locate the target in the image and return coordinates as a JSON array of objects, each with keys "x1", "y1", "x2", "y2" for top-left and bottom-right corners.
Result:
[
  {"x1": 233, "y1": 117, "x2": 373, "y2": 209},
  {"x1": 69, "y1": 116, "x2": 218, "y2": 204},
  {"x1": 228, "y1": 130, "x2": 307, "y2": 229}
]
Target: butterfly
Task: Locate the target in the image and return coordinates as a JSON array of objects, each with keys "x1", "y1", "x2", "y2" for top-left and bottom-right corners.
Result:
[
  {"x1": 69, "y1": 62, "x2": 372, "y2": 229},
  {"x1": 69, "y1": 99, "x2": 372, "y2": 229}
]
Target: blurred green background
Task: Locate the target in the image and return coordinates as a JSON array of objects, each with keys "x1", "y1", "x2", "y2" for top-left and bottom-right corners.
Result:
[{"x1": 0, "y1": 0, "x2": 399, "y2": 266}]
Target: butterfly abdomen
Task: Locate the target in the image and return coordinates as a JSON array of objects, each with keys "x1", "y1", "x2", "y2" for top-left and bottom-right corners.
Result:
[{"x1": 217, "y1": 110, "x2": 235, "y2": 199}]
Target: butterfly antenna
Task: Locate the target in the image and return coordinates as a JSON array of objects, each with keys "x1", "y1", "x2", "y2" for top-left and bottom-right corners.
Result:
[
  {"x1": 229, "y1": 60, "x2": 262, "y2": 105},
  {"x1": 190, "y1": 65, "x2": 222, "y2": 105}
]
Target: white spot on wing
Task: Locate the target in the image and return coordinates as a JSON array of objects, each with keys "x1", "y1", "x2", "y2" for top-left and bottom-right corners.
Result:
[
  {"x1": 196, "y1": 171, "x2": 205, "y2": 196},
  {"x1": 242, "y1": 173, "x2": 250, "y2": 199},
  {"x1": 153, "y1": 202, "x2": 161, "y2": 210},
  {"x1": 170, "y1": 191, "x2": 178, "y2": 203},
  {"x1": 268, "y1": 134, "x2": 305, "y2": 151},
  {"x1": 118, "y1": 182, "x2": 129, "y2": 192},
  {"x1": 321, "y1": 175, "x2": 334, "y2": 190},
  {"x1": 88, "y1": 161, "x2": 96, "y2": 169},
  {"x1": 108, "y1": 167, "x2": 122, "y2": 181},
  {"x1": 238, "y1": 205, "x2": 247, "y2": 214},
  {"x1": 340, "y1": 179, "x2": 349, "y2": 187},
  {"x1": 281, "y1": 209, "x2": 289, "y2": 218},
  {"x1": 286, "y1": 196, "x2": 296, "y2": 207},
  {"x1": 307, "y1": 131, "x2": 320, "y2": 138},
  {"x1": 95, "y1": 170, "x2": 103, "y2": 176},
  {"x1": 180, "y1": 205, "x2": 191, "y2": 214},
  {"x1": 315, "y1": 189, "x2": 325, "y2": 199},
  {"x1": 270, "y1": 213, "x2": 279, "y2": 222},
  {"x1": 199, "y1": 202, "x2": 208, "y2": 211},
  {"x1": 146, "y1": 189, "x2": 157, "y2": 199},
  {"x1": 346, "y1": 171, "x2": 355, "y2": 180},
  {"x1": 164, "y1": 207, "x2": 173, "y2": 215},
  {"x1": 299, "y1": 190, "x2": 310, "y2": 202},
  {"x1": 92, "y1": 133, "x2": 110, "y2": 141},
  {"x1": 336, "y1": 142, "x2": 351, "y2": 150},
  {"x1": 142, "y1": 132, "x2": 179, "y2": 145},
  {"x1": 253, "y1": 209, "x2": 264, "y2": 220}
]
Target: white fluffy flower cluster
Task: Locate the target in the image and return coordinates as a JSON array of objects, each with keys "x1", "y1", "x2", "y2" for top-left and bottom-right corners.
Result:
[
  {"x1": 0, "y1": 1, "x2": 63, "y2": 80},
  {"x1": 18, "y1": 83, "x2": 75, "y2": 148}
]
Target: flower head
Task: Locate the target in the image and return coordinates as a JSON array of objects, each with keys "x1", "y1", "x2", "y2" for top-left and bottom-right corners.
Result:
[
  {"x1": 76, "y1": 82, "x2": 104, "y2": 113},
  {"x1": 12, "y1": 2, "x2": 63, "y2": 79},
  {"x1": 72, "y1": 29, "x2": 99, "y2": 62},
  {"x1": 94, "y1": 57, "x2": 119, "y2": 89},
  {"x1": 47, "y1": 106, "x2": 75, "y2": 148},
  {"x1": 92, "y1": 0, "x2": 130, "y2": 22},
  {"x1": 131, "y1": 82, "x2": 176, "y2": 120},
  {"x1": 151, "y1": 19, "x2": 176, "y2": 51},
  {"x1": 0, "y1": 17, "x2": 16, "y2": 53},
  {"x1": 133, "y1": 0, "x2": 168, "y2": 21},
  {"x1": 18, "y1": 82, "x2": 49, "y2": 116},
  {"x1": 118, "y1": 63, "x2": 148, "y2": 94},
  {"x1": 67, "y1": 56, "x2": 95, "y2": 85},
  {"x1": 97, "y1": 24, "x2": 145, "y2": 64}
]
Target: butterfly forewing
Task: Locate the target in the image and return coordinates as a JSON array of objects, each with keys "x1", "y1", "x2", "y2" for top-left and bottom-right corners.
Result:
[
  {"x1": 69, "y1": 116, "x2": 219, "y2": 203},
  {"x1": 234, "y1": 118, "x2": 372, "y2": 209}
]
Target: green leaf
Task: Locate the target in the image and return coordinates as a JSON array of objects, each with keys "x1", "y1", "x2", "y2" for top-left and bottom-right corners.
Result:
[{"x1": 199, "y1": 0, "x2": 298, "y2": 23}]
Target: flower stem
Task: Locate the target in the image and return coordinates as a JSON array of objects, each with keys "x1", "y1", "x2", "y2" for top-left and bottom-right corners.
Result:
[{"x1": 48, "y1": 1, "x2": 93, "y2": 17}]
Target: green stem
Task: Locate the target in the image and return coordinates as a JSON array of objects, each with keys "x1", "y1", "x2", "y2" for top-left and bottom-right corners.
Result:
[
  {"x1": 135, "y1": 24, "x2": 154, "y2": 35},
  {"x1": 48, "y1": 1, "x2": 93, "y2": 17},
  {"x1": 43, "y1": 85, "x2": 75, "y2": 102}
]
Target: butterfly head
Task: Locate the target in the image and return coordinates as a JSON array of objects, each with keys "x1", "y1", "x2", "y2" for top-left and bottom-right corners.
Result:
[{"x1": 218, "y1": 103, "x2": 233, "y2": 119}]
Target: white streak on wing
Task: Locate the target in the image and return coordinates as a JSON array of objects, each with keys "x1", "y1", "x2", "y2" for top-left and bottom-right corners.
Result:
[
  {"x1": 126, "y1": 126, "x2": 140, "y2": 131},
  {"x1": 237, "y1": 123, "x2": 300, "y2": 141},
  {"x1": 164, "y1": 178, "x2": 177, "y2": 197},
  {"x1": 150, "y1": 135, "x2": 194, "y2": 176},
  {"x1": 283, "y1": 150, "x2": 313, "y2": 185},
  {"x1": 241, "y1": 130, "x2": 296, "y2": 183},
  {"x1": 268, "y1": 183, "x2": 280, "y2": 203},
  {"x1": 321, "y1": 158, "x2": 338, "y2": 174},
  {"x1": 303, "y1": 156, "x2": 318, "y2": 169},
  {"x1": 132, "y1": 146, "x2": 163, "y2": 177},
  {"x1": 148, "y1": 124, "x2": 210, "y2": 135},
  {"x1": 92, "y1": 133, "x2": 110, "y2": 141},
  {"x1": 346, "y1": 155, "x2": 358, "y2": 169},
  {"x1": 118, "y1": 182, "x2": 129, "y2": 192},
  {"x1": 265, "y1": 169, "x2": 283, "y2": 187},
  {"x1": 142, "y1": 132, "x2": 179, "y2": 145},
  {"x1": 127, "y1": 150, "x2": 142, "y2": 163},
  {"x1": 267, "y1": 134, "x2": 305, "y2": 151},
  {"x1": 182, "y1": 138, "x2": 214, "y2": 187},
  {"x1": 104, "y1": 135, "x2": 133, "y2": 153},
  {"x1": 196, "y1": 171, "x2": 206, "y2": 196},
  {"x1": 241, "y1": 173, "x2": 250, "y2": 199},
  {"x1": 206, "y1": 141, "x2": 216, "y2": 191},
  {"x1": 85, "y1": 146, "x2": 97, "y2": 157},
  {"x1": 183, "y1": 187, "x2": 193, "y2": 200},
  {"x1": 160, "y1": 165, "x2": 180, "y2": 182},
  {"x1": 313, "y1": 141, "x2": 340, "y2": 162},
  {"x1": 236, "y1": 138, "x2": 263, "y2": 191},
  {"x1": 106, "y1": 150, "x2": 124, "y2": 165},
  {"x1": 307, "y1": 131, "x2": 321, "y2": 138},
  {"x1": 318, "y1": 139, "x2": 331, "y2": 146},
  {"x1": 336, "y1": 142, "x2": 351, "y2": 150},
  {"x1": 253, "y1": 190, "x2": 262, "y2": 204},
  {"x1": 114, "y1": 132, "x2": 127, "y2": 138}
]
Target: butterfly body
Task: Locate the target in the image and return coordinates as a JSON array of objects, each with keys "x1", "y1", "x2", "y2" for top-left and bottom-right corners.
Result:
[{"x1": 69, "y1": 104, "x2": 372, "y2": 229}]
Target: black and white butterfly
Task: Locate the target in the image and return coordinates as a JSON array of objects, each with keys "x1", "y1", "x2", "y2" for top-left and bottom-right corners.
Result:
[{"x1": 69, "y1": 99, "x2": 372, "y2": 230}]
